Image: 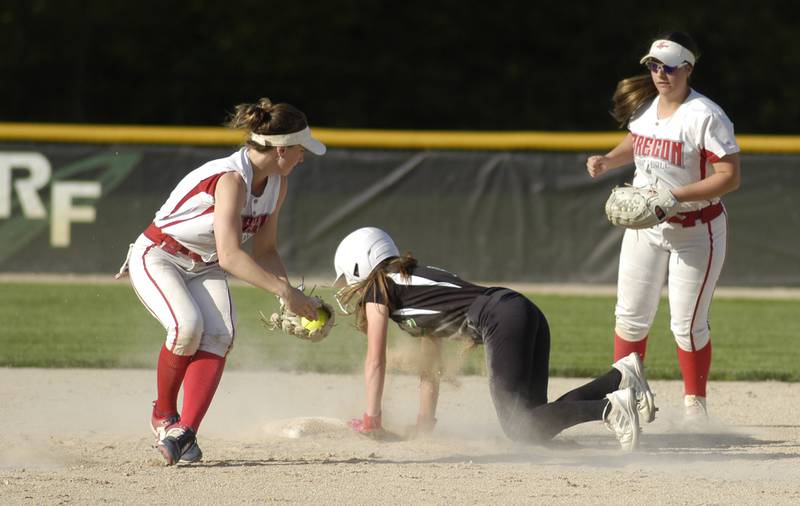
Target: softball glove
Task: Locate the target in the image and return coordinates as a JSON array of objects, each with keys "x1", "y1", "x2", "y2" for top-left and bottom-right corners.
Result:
[
  {"x1": 259, "y1": 295, "x2": 335, "y2": 343},
  {"x1": 605, "y1": 185, "x2": 679, "y2": 229}
]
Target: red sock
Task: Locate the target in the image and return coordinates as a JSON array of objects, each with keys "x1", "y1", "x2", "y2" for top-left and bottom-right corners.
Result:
[
  {"x1": 180, "y1": 351, "x2": 226, "y2": 432},
  {"x1": 677, "y1": 341, "x2": 712, "y2": 396},
  {"x1": 155, "y1": 344, "x2": 192, "y2": 415},
  {"x1": 614, "y1": 334, "x2": 648, "y2": 362}
]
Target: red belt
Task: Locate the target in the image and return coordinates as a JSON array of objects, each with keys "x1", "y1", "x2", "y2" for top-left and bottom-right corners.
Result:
[
  {"x1": 143, "y1": 223, "x2": 211, "y2": 264},
  {"x1": 667, "y1": 202, "x2": 724, "y2": 228}
]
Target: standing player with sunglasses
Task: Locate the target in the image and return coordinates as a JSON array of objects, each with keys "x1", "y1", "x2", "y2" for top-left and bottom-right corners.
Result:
[{"x1": 585, "y1": 32, "x2": 741, "y2": 423}]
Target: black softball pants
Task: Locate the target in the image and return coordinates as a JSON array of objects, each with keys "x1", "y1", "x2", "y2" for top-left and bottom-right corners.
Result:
[{"x1": 467, "y1": 289, "x2": 621, "y2": 443}]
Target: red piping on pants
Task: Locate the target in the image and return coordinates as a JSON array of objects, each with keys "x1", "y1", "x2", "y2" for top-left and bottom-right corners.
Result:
[
  {"x1": 142, "y1": 244, "x2": 180, "y2": 352},
  {"x1": 688, "y1": 221, "x2": 714, "y2": 351}
]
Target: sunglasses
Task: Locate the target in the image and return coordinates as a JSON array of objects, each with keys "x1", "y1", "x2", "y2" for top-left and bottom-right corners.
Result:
[{"x1": 645, "y1": 60, "x2": 687, "y2": 75}]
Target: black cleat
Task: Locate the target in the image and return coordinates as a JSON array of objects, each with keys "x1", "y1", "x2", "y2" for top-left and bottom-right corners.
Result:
[{"x1": 158, "y1": 425, "x2": 201, "y2": 465}]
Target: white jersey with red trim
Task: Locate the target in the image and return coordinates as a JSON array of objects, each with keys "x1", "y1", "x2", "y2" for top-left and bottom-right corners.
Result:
[
  {"x1": 149, "y1": 148, "x2": 280, "y2": 262},
  {"x1": 628, "y1": 89, "x2": 739, "y2": 211}
]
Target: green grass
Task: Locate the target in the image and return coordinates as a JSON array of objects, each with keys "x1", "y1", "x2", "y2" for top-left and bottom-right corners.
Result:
[{"x1": 1, "y1": 282, "x2": 798, "y2": 381}]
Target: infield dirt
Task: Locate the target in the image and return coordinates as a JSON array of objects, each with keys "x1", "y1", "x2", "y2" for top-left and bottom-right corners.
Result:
[{"x1": 1, "y1": 368, "x2": 799, "y2": 504}]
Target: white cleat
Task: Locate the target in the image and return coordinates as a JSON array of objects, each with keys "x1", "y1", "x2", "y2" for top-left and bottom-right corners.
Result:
[
  {"x1": 604, "y1": 387, "x2": 641, "y2": 452},
  {"x1": 612, "y1": 352, "x2": 657, "y2": 423},
  {"x1": 683, "y1": 395, "x2": 708, "y2": 425}
]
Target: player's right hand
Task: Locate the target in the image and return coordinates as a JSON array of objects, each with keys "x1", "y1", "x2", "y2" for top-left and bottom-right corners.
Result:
[
  {"x1": 283, "y1": 286, "x2": 318, "y2": 321},
  {"x1": 586, "y1": 155, "x2": 610, "y2": 178}
]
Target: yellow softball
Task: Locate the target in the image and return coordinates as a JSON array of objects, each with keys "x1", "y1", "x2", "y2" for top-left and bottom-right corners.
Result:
[{"x1": 301, "y1": 307, "x2": 330, "y2": 331}]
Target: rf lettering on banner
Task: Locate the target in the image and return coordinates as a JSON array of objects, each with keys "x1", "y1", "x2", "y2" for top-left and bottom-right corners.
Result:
[{"x1": 0, "y1": 152, "x2": 101, "y2": 247}]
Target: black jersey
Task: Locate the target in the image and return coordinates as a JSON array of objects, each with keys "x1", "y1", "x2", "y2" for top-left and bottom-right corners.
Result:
[{"x1": 364, "y1": 265, "x2": 488, "y2": 338}]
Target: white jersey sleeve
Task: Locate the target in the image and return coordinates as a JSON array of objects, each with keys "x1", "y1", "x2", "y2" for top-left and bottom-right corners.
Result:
[{"x1": 699, "y1": 111, "x2": 739, "y2": 162}]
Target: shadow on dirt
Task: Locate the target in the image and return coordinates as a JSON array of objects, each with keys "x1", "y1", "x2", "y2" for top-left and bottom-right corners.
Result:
[{"x1": 193, "y1": 430, "x2": 797, "y2": 468}]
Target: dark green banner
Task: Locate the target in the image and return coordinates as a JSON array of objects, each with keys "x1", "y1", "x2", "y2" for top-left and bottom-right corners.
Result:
[{"x1": 0, "y1": 143, "x2": 797, "y2": 286}]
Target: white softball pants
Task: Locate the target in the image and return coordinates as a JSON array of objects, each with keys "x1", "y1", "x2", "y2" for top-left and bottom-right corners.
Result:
[
  {"x1": 614, "y1": 211, "x2": 727, "y2": 351},
  {"x1": 128, "y1": 234, "x2": 235, "y2": 357}
]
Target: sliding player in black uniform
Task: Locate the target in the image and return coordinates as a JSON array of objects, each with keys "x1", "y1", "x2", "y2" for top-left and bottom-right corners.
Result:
[{"x1": 333, "y1": 227, "x2": 657, "y2": 451}]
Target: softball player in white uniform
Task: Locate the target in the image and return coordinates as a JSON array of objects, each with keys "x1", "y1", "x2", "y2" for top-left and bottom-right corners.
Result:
[
  {"x1": 586, "y1": 32, "x2": 741, "y2": 420},
  {"x1": 118, "y1": 98, "x2": 325, "y2": 465}
]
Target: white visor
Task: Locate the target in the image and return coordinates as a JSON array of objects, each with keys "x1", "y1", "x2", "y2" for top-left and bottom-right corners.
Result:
[
  {"x1": 250, "y1": 126, "x2": 327, "y2": 155},
  {"x1": 639, "y1": 39, "x2": 696, "y2": 67}
]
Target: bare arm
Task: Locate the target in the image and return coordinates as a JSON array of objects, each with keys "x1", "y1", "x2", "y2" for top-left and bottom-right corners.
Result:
[
  {"x1": 364, "y1": 302, "x2": 390, "y2": 418},
  {"x1": 250, "y1": 176, "x2": 289, "y2": 281},
  {"x1": 670, "y1": 153, "x2": 741, "y2": 202},
  {"x1": 586, "y1": 133, "x2": 635, "y2": 178},
  {"x1": 416, "y1": 336, "x2": 442, "y2": 433},
  {"x1": 214, "y1": 172, "x2": 316, "y2": 319}
]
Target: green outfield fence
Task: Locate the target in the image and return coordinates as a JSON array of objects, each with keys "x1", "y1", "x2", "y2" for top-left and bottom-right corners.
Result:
[
  {"x1": 2, "y1": 122, "x2": 800, "y2": 152},
  {"x1": 1, "y1": 123, "x2": 799, "y2": 285}
]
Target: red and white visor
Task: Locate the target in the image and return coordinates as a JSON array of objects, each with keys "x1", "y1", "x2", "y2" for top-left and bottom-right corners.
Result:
[
  {"x1": 639, "y1": 40, "x2": 696, "y2": 67},
  {"x1": 250, "y1": 127, "x2": 327, "y2": 155}
]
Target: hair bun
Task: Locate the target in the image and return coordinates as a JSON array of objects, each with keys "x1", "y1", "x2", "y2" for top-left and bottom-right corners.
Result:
[{"x1": 257, "y1": 97, "x2": 274, "y2": 112}]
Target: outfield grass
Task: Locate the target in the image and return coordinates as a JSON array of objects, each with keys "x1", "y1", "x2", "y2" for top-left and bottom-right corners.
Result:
[{"x1": 0, "y1": 282, "x2": 797, "y2": 381}]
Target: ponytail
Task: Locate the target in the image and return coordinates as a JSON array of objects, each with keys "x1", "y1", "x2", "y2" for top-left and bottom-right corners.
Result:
[{"x1": 610, "y1": 74, "x2": 657, "y2": 128}]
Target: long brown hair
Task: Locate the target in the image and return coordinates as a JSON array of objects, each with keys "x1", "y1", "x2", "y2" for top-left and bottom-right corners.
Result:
[
  {"x1": 610, "y1": 74, "x2": 657, "y2": 127},
  {"x1": 337, "y1": 254, "x2": 418, "y2": 333},
  {"x1": 224, "y1": 97, "x2": 309, "y2": 152}
]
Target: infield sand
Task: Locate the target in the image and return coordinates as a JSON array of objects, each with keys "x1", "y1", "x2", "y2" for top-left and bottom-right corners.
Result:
[{"x1": 1, "y1": 368, "x2": 799, "y2": 505}]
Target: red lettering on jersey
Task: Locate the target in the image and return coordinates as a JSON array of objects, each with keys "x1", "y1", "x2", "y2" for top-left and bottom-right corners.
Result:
[
  {"x1": 643, "y1": 137, "x2": 654, "y2": 156},
  {"x1": 631, "y1": 135, "x2": 641, "y2": 153},
  {"x1": 660, "y1": 139, "x2": 670, "y2": 159},
  {"x1": 652, "y1": 139, "x2": 662, "y2": 157},
  {"x1": 242, "y1": 214, "x2": 269, "y2": 234},
  {"x1": 632, "y1": 134, "x2": 684, "y2": 167},
  {"x1": 671, "y1": 142, "x2": 683, "y2": 166}
]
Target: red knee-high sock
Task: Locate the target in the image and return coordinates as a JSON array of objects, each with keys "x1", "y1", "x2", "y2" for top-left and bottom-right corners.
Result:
[
  {"x1": 614, "y1": 334, "x2": 648, "y2": 362},
  {"x1": 179, "y1": 351, "x2": 226, "y2": 432},
  {"x1": 677, "y1": 341, "x2": 712, "y2": 397},
  {"x1": 155, "y1": 344, "x2": 192, "y2": 416}
]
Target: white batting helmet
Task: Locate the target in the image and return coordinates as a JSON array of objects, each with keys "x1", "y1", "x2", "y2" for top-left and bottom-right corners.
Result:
[{"x1": 333, "y1": 227, "x2": 399, "y2": 288}]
